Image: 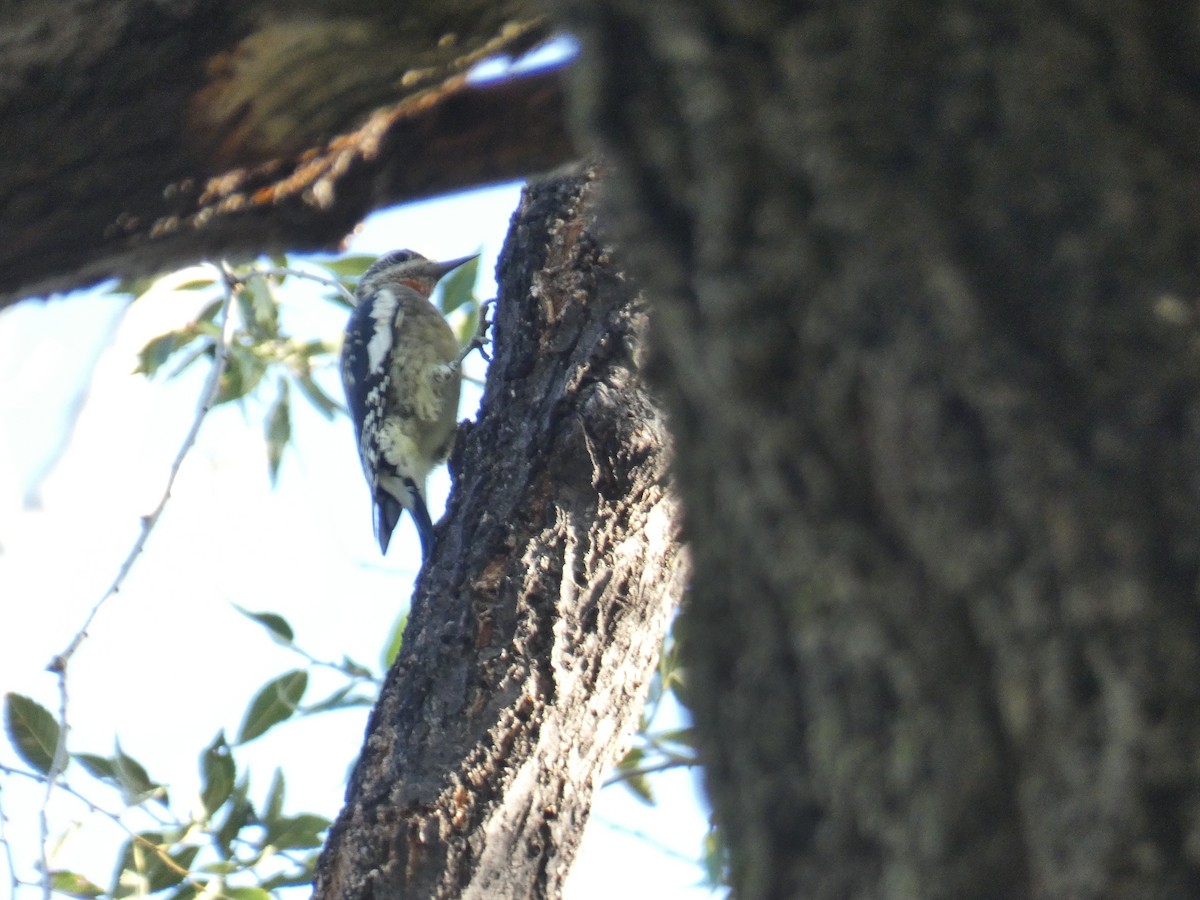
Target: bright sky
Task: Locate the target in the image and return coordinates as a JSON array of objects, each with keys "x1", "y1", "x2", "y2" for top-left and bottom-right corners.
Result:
[{"x1": 0, "y1": 184, "x2": 716, "y2": 899}]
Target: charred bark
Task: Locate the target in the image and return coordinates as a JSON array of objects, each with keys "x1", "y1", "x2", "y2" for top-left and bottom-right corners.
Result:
[{"x1": 313, "y1": 168, "x2": 686, "y2": 900}]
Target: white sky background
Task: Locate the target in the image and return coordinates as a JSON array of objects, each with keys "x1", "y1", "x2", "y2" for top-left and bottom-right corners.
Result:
[{"x1": 0, "y1": 183, "x2": 718, "y2": 899}]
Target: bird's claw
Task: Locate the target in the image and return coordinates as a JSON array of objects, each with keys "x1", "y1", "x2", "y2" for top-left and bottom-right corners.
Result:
[{"x1": 459, "y1": 297, "x2": 495, "y2": 365}]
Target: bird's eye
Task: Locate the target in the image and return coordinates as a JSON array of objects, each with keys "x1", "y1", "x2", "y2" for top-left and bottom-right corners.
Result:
[{"x1": 379, "y1": 249, "x2": 419, "y2": 268}]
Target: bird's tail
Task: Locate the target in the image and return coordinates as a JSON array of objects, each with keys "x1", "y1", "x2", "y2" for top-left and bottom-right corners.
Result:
[{"x1": 374, "y1": 480, "x2": 434, "y2": 558}]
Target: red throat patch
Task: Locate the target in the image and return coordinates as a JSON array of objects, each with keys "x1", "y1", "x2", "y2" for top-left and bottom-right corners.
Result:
[{"x1": 400, "y1": 277, "x2": 431, "y2": 296}]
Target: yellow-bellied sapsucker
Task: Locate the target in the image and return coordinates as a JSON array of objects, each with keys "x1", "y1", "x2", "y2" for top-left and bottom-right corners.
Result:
[{"x1": 339, "y1": 249, "x2": 475, "y2": 557}]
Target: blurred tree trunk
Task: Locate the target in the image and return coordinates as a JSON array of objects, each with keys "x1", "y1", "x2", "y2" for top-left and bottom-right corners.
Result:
[
  {"x1": 313, "y1": 168, "x2": 688, "y2": 900},
  {"x1": 553, "y1": 1, "x2": 1200, "y2": 897}
]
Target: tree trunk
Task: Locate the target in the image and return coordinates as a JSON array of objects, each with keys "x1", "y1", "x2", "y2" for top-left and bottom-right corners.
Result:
[
  {"x1": 313, "y1": 167, "x2": 687, "y2": 900},
  {"x1": 554, "y1": 1, "x2": 1200, "y2": 898}
]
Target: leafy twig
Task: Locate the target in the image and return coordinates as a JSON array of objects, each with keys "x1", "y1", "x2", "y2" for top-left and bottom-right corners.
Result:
[
  {"x1": 605, "y1": 753, "x2": 698, "y2": 788},
  {"x1": 236, "y1": 266, "x2": 358, "y2": 307},
  {"x1": 282, "y1": 643, "x2": 381, "y2": 686},
  {"x1": 40, "y1": 261, "x2": 239, "y2": 899},
  {"x1": 0, "y1": 763, "x2": 194, "y2": 891}
]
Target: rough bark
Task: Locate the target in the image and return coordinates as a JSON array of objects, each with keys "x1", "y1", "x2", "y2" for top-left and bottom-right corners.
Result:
[
  {"x1": 313, "y1": 168, "x2": 686, "y2": 900},
  {"x1": 554, "y1": 1, "x2": 1200, "y2": 898},
  {"x1": 0, "y1": 0, "x2": 573, "y2": 308}
]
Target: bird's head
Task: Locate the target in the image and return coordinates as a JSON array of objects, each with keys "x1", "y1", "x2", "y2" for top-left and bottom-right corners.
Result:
[{"x1": 360, "y1": 249, "x2": 478, "y2": 298}]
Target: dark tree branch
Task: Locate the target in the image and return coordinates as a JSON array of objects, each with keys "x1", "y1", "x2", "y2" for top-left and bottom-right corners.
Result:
[
  {"x1": 0, "y1": 1, "x2": 574, "y2": 308},
  {"x1": 313, "y1": 168, "x2": 686, "y2": 900}
]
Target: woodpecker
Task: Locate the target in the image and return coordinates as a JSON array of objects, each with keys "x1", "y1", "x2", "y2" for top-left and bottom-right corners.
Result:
[{"x1": 339, "y1": 249, "x2": 476, "y2": 558}]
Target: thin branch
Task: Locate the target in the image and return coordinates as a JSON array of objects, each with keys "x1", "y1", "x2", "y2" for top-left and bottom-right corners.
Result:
[
  {"x1": 240, "y1": 266, "x2": 358, "y2": 307},
  {"x1": 595, "y1": 819, "x2": 702, "y2": 867},
  {"x1": 39, "y1": 261, "x2": 239, "y2": 899},
  {"x1": 48, "y1": 262, "x2": 237, "y2": 671},
  {"x1": 604, "y1": 754, "x2": 699, "y2": 789},
  {"x1": 0, "y1": 784, "x2": 24, "y2": 896},
  {"x1": 37, "y1": 679, "x2": 69, "y2": 900},
  {"x1": 1, "y1": 763, "x2": 196, "y2": 890},
  {"x1": 283, "y1": 641, "x2": 383, "y2": 686}
]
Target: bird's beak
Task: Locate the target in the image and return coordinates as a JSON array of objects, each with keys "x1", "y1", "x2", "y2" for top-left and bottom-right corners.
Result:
[{"x1": 431, "y1": 254, "x2": 479, "y2": 278}]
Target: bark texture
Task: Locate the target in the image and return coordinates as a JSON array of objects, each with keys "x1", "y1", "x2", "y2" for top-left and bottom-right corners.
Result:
[
  {"x1": 313, "y1": 168, "x2": 686, "y2": 900},
  {"x1": 0, "y1": 0, "x2": 573, "y2": 308},
  {"x1": 554, "y1": 1, "x2": 1200, "y2": 898}
]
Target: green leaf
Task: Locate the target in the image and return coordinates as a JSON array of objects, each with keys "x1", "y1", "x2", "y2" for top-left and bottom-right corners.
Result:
[
  {"x1": 264, "y1": 813, "x2": 330, "y2": 850},
  {"x1": 223, "y1": 889, "x2": 273, "y2": 900},
  {"x1": 263, "y1": 768, "x2": 285, "y2": 825},
  {"x1": 299, "y1": 337, "x2": 337, "y2": 356},
  {"x1": 301, "y1": 686, "x2": 376, "y2": 716},
  {"x1": 166, "y1": 341, "x2": 214, "y2": 380},
  {"x1": 246, "y1": 274, "x2": 280, "y2": 338},
  {"x1": 265, "y1": 378, "x2": 291, "y2": 485},
  {"x1": 113, "y1": 834, "x2": 197, "y2": 897},
  {"x1": 654, "y1": 726, "x2": 696, "y2": 748},
  {"x1": 114, "y1": 741, "x2": 168, "y2": 807},
  {"x1": 614, "y1": 747, "x2": 655, "y2": 805},
  {"x1": 294, "y1": 372, "x2": 342, "y2": 419},
  {"x1": 455, "y1": 304, "x2": 481, "y2": 349},
  {"x1": 340, "y1": 656, "x2": 374, "y2": 679},
  {"x1": 73, "y1": 752, "x2": 117, "y2": 783},
  {"x1": 174, "y1": 278, "x2": 216, "y2": 291},
  {"x1": 260, "y1": 864, "x2": 322, "y2": 891},
  {"x1": 623, "y1": 770, "x2": 655, "y2": 805},
  {"x1": 216, "y1": 346, "x2": 267, "y2": 405},
  {"x1": 321, "y1": 255, "x2": 377, "y2": 278},
  {"x1": 668, "y1": 668, "x2": 693, "y2": 711},
  {"x1": 239, "y1": 274, "x2": 279, "y2": 339},
  {"x1": 134, "y1": 330, "x2": 196, "y2": 377},
  {"x1": 658, "y1": 633, "x2": 681, "y2": 678},
  {"x1": 380, "y1": 611, "x2": 407, "y2": 671},
  {"x1": 197, "y1": 860, "x2": 239, "y2": 876},
  {"x1": 200, "y1": 732, "x2": 236, "y2": 816},
  {"x1": 114, "y1": 275, "x2": 156, "y2": 297},
  {"x1": 4, "y1": 692, "x2": 61, "y2": 775},
  {"x1": 214, "y1": 777, "x2": 255, "y2": 858},
  {"x1": 701, "y1": 821, "x2": 728, "y2": 889},
  {"x1": 237, "y1": 670, "x2": 308, "y2": 744},
  {"x1": 232, "y1": 605, "x2": 294, "y2": 644},
  {"x1": 618, "y1": 745, "x2": 644, "y2": 770},
  {"x1": 50, "y1": 870, "x2": 106, "y2": 898},
  {"x1": 197, "y1": 298, "x2": 224, "y2": 324},
  {"x1": 438, "y1": 253, "x2": 480, "y2": 314}
]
